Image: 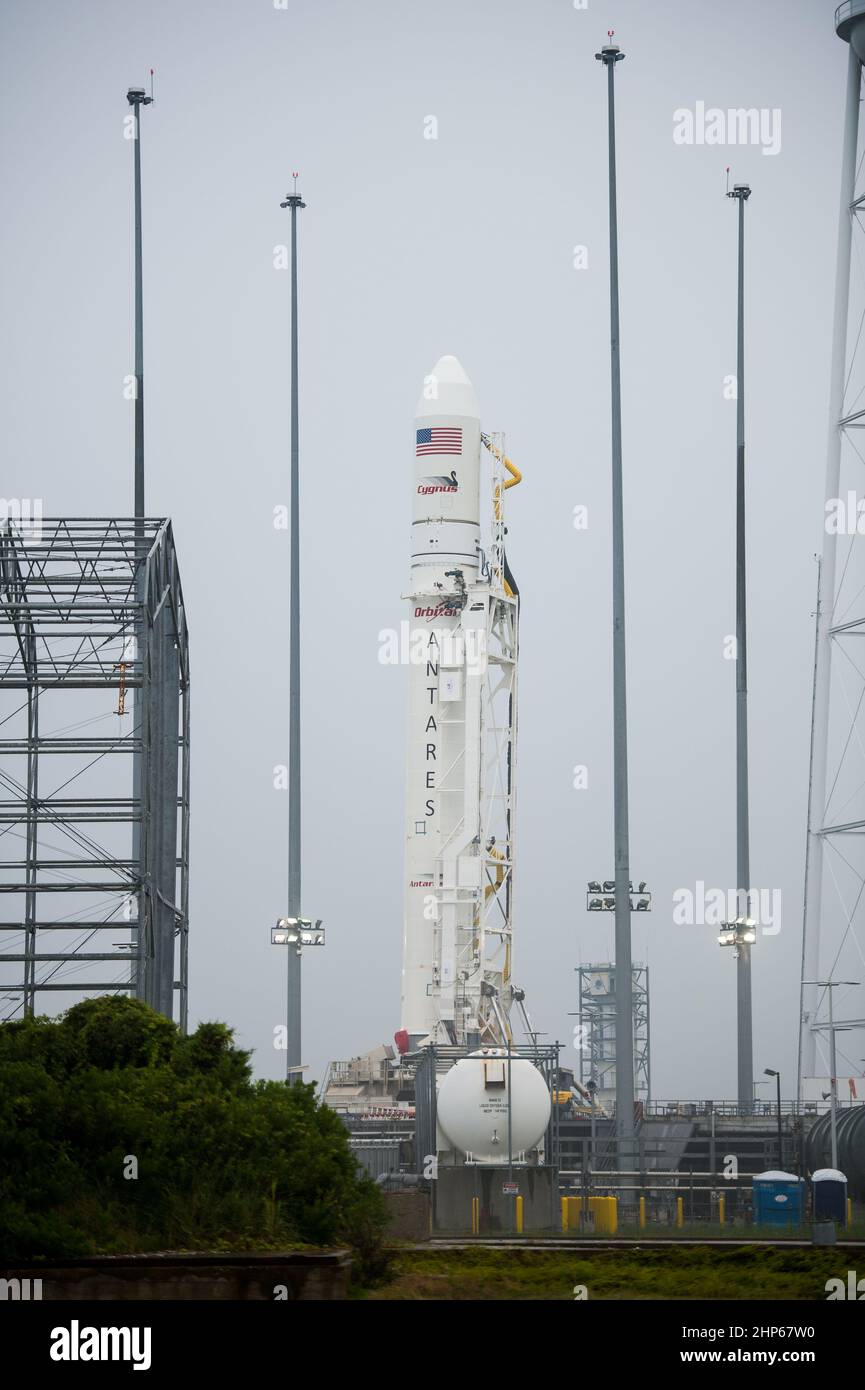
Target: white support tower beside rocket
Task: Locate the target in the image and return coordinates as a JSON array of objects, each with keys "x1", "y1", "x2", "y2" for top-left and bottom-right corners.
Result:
[{"x1": 400, "y1": 355, "x2": 521, "y2": 1052}]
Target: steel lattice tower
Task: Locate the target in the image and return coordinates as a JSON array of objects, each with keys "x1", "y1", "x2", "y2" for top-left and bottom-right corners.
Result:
[
  {"x1": 577, "y1": 963, "x2": 651, "y2": 1109},
  {"x1": 799, "y1": 3, "x2": 865, "y2": 1098}
]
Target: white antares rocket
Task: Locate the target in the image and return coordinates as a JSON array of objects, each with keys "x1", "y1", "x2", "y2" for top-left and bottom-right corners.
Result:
[
  {"x1": 397, "y1": 355, "x2": 522, "y2": 1054},
  {"x1": 321, "y1": 354, "x2": 550, "y2": 1159}
]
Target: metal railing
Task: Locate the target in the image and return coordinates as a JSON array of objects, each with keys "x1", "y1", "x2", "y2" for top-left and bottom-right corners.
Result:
[
  {"x1": 642, "y1": 1099, "x2": 840, "y2": 1118},
  {"x1": 837, "y1": 2, "x2": 865, "y2": 33}
]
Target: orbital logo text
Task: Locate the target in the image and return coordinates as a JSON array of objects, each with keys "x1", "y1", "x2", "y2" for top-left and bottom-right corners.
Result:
[{"x1": 414, "y1": 605, "x2": 456, "y2": 621}]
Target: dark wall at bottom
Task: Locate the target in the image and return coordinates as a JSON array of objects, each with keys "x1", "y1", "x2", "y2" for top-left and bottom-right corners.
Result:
[{"x1": 1, "y1": 1251, "x2": 352, "y2": 1301}]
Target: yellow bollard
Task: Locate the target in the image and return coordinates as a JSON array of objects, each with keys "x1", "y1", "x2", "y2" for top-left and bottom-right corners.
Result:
[
  {"x1": 471, "y1": 1196, "x2": 480, "y2": 1235},
  {"x1": 676, "y1": 1196, "x2": 684, "y2": 1229},
  {"x1": 515, "y1": 1195, "x2": 524, "y2": 1234},
  {"x1": 583, "y1": 1196, "x2": 617, "y2": 1234},
  {"x1": 639, "y1": 1195, "x2": 646, "y2": 1229},
  {"x1": 719, "y1": 1194, "x2": 726, "y2": 1228},
  {"x1": 561, "y1": 1195, "x2": 569, "y2": 1232}
]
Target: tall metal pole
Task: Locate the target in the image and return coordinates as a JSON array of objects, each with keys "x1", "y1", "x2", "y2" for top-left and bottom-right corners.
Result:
[
  {"x1": 595, "y1": 37, "x2": 634, "y2": 1181},
  {"x1": 23, "y1": 629, "x2": 38, "y2": 1017},
  {"x1": 281, "y1": 178, "x2": 306, "y2": 1084},
  {"x1": 800, "y1": 37, "x2": 862, "y2": 1091},
  {"x1": 129, "y1": 91, "x2": 149, "y2": 518},
  {"x1": 799, "y1": 558, "x2": 822, "y2": 1098},
  {"x1": 728, "y1": 183, "x2": 753, "y2": 1111},
  {"x1": 126, "y1": 85, "x2": 151, "y2": 1004},
  {"x1": 828, "y1": 986, "x2": 838, "y2": 1169},
  {"x1": 507, "y1": 1034, "x2": 513, "y2": 1227}
]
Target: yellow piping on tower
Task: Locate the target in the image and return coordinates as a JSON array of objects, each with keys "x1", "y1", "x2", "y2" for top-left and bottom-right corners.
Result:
[
  {"x1": 481, "y1": 433, "x2": 521, "y2": 597},
  {"x1": 482, "y1": 433, "x2": 522, "y2": 500},
  {"x1": 503, "y1": 457, "x2": 521, "y2": 489}
]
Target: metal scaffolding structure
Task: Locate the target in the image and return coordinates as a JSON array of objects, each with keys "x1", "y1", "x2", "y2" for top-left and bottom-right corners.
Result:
[
  {"x1": 577, "y1": 963, "x2": 650, "y2": 1108},
  {"x1": 800, "y1": 5, "x2": 865, "y2": 1097},
  {"x1": 0, "y1": 518, "x2": 190, "y2": 1026}
]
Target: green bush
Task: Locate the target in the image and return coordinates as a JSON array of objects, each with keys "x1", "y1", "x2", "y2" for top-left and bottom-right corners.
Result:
[{"x1": 0, "y1": 998, "x2": 386, "y2": 1278}]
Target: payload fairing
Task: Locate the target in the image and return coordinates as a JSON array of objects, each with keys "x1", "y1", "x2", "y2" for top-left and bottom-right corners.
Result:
[{"x1": 400, "y1": 356, "x2": 520, "y2": 1052}]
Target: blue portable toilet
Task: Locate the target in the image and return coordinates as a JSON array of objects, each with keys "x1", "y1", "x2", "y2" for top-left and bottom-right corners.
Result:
[
  {"x1": 752, "y1": 1171, "x2": 804, "y2": 1227},
  {"x1": 812, "y1": 1168, "x2": 848, "y2": 1224}
]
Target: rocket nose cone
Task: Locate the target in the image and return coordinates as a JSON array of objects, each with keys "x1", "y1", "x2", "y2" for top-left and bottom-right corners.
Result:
[
  {"x1": 416, "y1": 354, "x2": 480, "y2": 419},
  {"x1": 431, "y1": 354, "x2": 471, "y2": 384}
]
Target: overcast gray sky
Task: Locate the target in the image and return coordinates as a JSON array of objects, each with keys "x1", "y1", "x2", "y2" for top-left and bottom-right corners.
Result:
[{"x1": 2, "y1": 0, "x2": 862, "y2": 1098}]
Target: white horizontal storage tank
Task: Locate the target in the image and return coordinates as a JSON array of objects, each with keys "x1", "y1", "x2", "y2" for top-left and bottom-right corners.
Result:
[{"x1": 436, "y1": 1049, "x2": 551, "y2": 1163}]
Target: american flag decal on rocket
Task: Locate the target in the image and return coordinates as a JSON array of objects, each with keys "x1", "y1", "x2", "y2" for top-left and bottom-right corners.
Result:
[{"x1": 416, "y1": 426, "x2": 462, "y2": 456}]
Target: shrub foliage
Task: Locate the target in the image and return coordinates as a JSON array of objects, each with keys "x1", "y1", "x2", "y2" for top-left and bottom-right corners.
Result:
[{"x1": 0, "y1": 996, "x2": 386, "y2": 1269}]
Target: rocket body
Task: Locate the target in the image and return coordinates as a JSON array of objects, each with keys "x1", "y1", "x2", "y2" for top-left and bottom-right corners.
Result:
[
  {"x1": 401, "y1": 356, "x2": 514, "y2": 1049},
  {"x1": 411, "y1": 358, "x2": 482, "y2": 575}
]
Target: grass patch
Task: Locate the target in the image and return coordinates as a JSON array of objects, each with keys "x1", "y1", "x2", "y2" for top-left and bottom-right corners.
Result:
[{"x1": 366, "y1": 1243, "x2": 865, "y2": 1300}]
